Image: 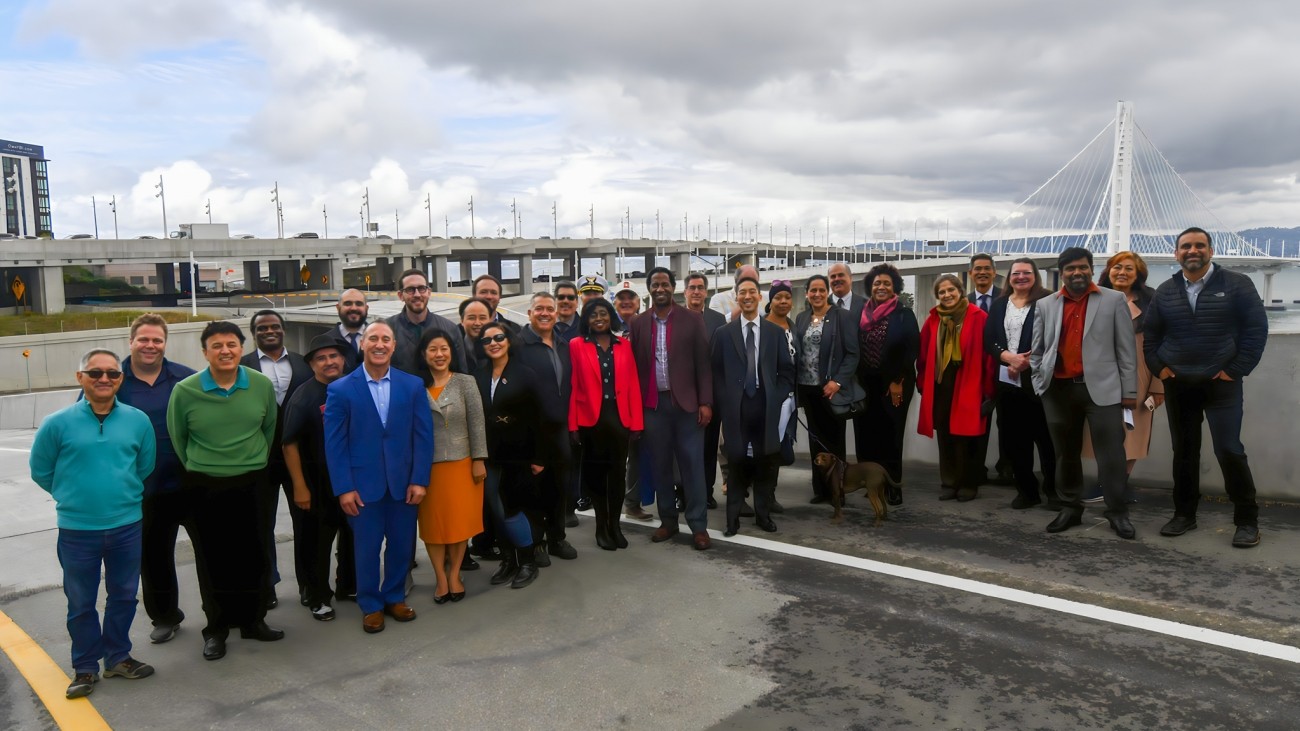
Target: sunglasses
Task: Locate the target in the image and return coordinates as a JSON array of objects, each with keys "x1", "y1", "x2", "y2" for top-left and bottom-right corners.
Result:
[
  {"x1": 401, "y1": 285, "x2": 431, "y2": 295},
  {"x1": 556, "y1": 294, "x2": 578, "y2": 301},
  {"x1": 479, "y1": 333, "x2": 509, "y2": 344},
  {"x1": 82, "y1": 369, "x2": 123, "y2": 381},
  {"x1": 771, "y1": 279, "x2": 791, "y2": 287}
]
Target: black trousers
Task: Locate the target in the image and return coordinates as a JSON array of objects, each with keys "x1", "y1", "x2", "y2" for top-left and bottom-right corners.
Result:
[
  {"x1": 140, "y1": 486, "x2": 197, "y2": 628},
  {"x1": 995, "y1": 382, "x2": 1057, "y2": 502},
  {"x1": 1041, "y1": 380, "x2": 1128, "y2": 515},
  {"x1": 538, "y1": 462, "x2": 569, "y2": 544},
  {"x1": 933, "y1": 368, "x2": 980, "y2": 492},
  {"x1": 485, "y1": 463, "x2": 543, "y2": 549},
  {"x1": 581, "y1": 402, "x2": 632, "y2": 518},
  {"x1": 305, "y1": 480, "x2": 356, "y2": 606},
  {"x1": 1164, "y1": 378, "x2": 1258, "y2": 525},
  {"x1": 261, "y1": 463, "x2": 314, "y2": 595},
  {"x1": 727, "y1": 390, "x2": 778, "y2": 529},
  {"x1": 185, "y1": 469, "x2": 270, "y2": 640},
  {"x1": 799, "y1": 384, "x2": 845, "y2": 499},
  {"x1": 855, "y1": 372, "x2": 913, "y2": 483}
]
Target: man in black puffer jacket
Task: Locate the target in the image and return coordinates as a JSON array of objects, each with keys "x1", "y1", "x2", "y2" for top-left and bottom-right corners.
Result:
[{"x1": 1143, "y1": 226, "x2": 1268, "y2": 548}]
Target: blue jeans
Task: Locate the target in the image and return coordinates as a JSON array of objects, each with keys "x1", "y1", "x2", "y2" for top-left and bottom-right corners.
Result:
[
  {"x1": 57, "y1": 521, "x2": 142, "y2": 674},
  {"x1": 642, "y1": 397, "x2": 708, "y2": 533}
]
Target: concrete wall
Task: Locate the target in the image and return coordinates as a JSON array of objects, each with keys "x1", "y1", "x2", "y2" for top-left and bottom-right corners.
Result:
[{"x1": 0, "y1": 322, "x2": 211, "y2": 392}]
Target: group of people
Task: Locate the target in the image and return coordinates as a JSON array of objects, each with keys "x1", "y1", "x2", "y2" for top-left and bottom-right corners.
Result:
[{"x1": 31, "y1": 225, "x2": 1267, "y2": 701}]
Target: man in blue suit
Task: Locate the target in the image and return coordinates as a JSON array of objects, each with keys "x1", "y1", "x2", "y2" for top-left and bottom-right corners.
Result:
[{"x1": 324, "y1": 322, "x2": 433, "y2": 634}]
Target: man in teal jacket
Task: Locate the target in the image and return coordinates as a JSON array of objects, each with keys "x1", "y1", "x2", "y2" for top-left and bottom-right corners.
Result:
[{"x1": 30, "y1": 348, "x2": 157, "y2": 699}]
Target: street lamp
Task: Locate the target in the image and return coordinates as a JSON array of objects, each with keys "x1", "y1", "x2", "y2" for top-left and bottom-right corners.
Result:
[
  {"x1": 92, "y1": 195, "x2": 99, "y2": 239},
  {"x1": 467, "y1": 195, "x2": 475, "y2": 238},
  {"x1": 322, "y1": 204, "x2": 329, "y2": 238},
  {"x1": 155, "y1": 175, "x2": 168, "y2": 238},
  {"x1": 362, "y1": 187, "x2": 372, "y2": 239},
  {"x1": 424, "y1": 193, "x2": 432, "y2": 237},
  {"x1": 270, "y1": 182, "x2": 283, "y2": 238},
  {"x1": 109, "y1": 195, "x2": 119, "y2": 239}
]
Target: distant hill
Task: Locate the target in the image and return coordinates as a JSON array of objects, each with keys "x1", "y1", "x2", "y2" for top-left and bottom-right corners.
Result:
[{"x1": 1240, "y1": 227, "x2": 1300, "y2": 257}]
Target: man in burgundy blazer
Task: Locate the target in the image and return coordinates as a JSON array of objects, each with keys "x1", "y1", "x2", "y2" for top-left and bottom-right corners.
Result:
[{"x1": 629, "y1": 268, "x2": 715, "y2": 550}]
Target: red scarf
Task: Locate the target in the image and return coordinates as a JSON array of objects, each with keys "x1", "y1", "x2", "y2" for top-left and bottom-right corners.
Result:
[{"x1": 860, "y1": 296, "x2": 898, "y2": 332}]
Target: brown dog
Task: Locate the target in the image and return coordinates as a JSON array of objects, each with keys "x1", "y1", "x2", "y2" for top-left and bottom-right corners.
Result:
[{"x1": 814, "y1": 452, "x2": 897, "y2": 524}]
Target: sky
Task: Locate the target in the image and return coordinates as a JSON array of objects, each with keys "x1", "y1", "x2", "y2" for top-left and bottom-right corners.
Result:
[{"x1": 7, "y1": 0, "x2": 1300, "y2": 243}]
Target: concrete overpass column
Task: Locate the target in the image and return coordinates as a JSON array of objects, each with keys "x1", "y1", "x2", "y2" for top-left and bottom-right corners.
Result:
[
  {"x1": 178, "y1": 262, "x2": 196, "y2": 294},
  {"x1": 154, "y1": 263, "x2": 177, "y2": 294},
  {"x1": 34, "y1": 265, "x2": 66, "y2": 314},
  {"x1": 642, "y1": 253, "x2": 654, "y2": 277},
  {"x1": 430, "y1": 255, "x2": 449, "y2": 292},
  {"x1": 517, "y1": 256, "x2": 534, "y2": 294},
  {"x1": 1264, "y1": 269, "x2": 1277, "y2": 303},
  {"x1": 603, "y1": 253, "x2": 618, "y2": 282},
  {"x1": 912, "y1": 273, "x2": 938, "y2": 312},
  {"x1": 487, "y1": 257, "x2": 503, "y2": 283},
  {"x1": 243, "y1": 261, "x2": 261, "y2": 291},
  {"x1": 670, "y1": 252, "x2": 691, "y2": 285},
  {"x1": 268, "y1": 260, "x2": 300, "y2": 290}
]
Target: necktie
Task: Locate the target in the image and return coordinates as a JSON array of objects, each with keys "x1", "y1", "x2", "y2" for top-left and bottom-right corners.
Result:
[
  {"x1": 979, "y1": 294, "x2": 990, "y2": 313},
  {"x1": 745, "y1": 322, "x2": 758, "y2": 397},
  {"x1": 347, "y1": 332, "x2": 359, "y2": 351}
]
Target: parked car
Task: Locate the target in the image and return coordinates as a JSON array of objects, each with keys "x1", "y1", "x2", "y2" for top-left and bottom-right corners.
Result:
[
  {"x1": 293, "y1": 232, "x2": 320, "y2": 239},
  {"x1": 136, "y1": 235, "x2": 158, "y2": 239},
  {"x1": 235, "y1": 234, "x2": 256, "y2": 239},
  {"x1": 67, "y1": 233, "x2": 95, "y2": 239}
]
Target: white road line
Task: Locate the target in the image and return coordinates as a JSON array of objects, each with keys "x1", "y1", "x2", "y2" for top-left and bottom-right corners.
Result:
[
  {"x1": 602, "y1": 512, "x2": 1300, "y2": 665},
  {"x1": 0, "y1": 447, "x2": 32, "y2": 453}
]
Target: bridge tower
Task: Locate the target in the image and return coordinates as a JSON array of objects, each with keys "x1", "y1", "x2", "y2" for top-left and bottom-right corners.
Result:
[{"x1": 1106, "y1": 100, "x2": 1135, "y2": 254}]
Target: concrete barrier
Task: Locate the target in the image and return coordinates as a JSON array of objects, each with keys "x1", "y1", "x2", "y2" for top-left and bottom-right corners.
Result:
[
  {"x1": 0, "y1": 323, "x2": 210, "y2": 393},
  {"x1": 0, "y1": 390, "x2": 77, "y2": 429}
]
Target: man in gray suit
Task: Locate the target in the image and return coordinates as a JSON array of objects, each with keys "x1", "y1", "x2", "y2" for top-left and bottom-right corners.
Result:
[{"x1": 1031, "y1": 247, "x2": 1138, "y2": 539}]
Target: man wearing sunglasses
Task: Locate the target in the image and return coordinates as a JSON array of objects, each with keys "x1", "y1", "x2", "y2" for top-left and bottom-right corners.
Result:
[
  {"x1": 31, "y1": 349, "x2": 157, "y2": 698},
  {"x1": 553, "y1": 281, "x2": 581, "y2": 341},
  {"x1": 385, "y1": 268, "x2": 462, "y2": 376}
]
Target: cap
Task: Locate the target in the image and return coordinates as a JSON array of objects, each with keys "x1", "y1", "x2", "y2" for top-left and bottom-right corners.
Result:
[
  {"x1": 577, "y1": 275, "x2": 607, "y2": 295},
  {"x1": 613, "y1": 280, "x2": 638, "y2": 298},
  {"x1": 304, "y1": 332, "x2": 346, "y2": 361}
]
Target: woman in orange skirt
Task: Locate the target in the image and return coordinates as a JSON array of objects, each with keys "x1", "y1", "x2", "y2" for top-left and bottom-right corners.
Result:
[{"x1": 414, "y1": 328, "x2": 487, "y2": 603}]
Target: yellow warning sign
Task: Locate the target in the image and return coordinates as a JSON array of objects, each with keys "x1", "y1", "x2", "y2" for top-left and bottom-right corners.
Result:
[
  {"x1": 321, "y1": 274, "x2": 329, "y2": 285},
  {"x1": 300, "y1": 265, "x2": 311, "y2": 283},
  {"x1": 10, "y1": 275, "x2": 25, "y2": 302}
]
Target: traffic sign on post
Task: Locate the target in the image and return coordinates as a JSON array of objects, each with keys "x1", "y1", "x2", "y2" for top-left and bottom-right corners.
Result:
[
  {"x1": 300, "y1": 265, "x2": 311, "y2": 284},
  {"x1": 10, "y1": 275, "x2": 25, "y2": 303}
]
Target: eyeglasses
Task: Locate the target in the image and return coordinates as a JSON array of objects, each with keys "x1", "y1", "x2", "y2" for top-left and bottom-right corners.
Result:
[
  {"x1": 556, "y1": 294, "x2": 578, "y2": 301},
  {"x1": 479, "y1": 333, "x2": 508, "y2": 344},
  {"x1": 401, "y1": 285, "x2": 430, "y2": 295},
  {"x1": 81, "y1": 369, "x2": 123, "y2": 381}
]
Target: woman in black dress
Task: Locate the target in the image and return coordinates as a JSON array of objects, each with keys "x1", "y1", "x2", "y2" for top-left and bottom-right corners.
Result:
[{"x1": 855, "y1": 264, "x2": 919, "y2": 501}]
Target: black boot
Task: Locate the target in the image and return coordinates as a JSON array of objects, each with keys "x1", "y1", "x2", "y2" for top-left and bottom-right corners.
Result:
[
  {"x1": 489, "y1": 547, "x2": 518, "y2": 585},
  {"x1": 592, "y1": 499, "x2": 616, "y2": 551},
  {"x1": 511, "y1": 548, "x2": 539, "y2": 589},
  {"x1": 608, "y1": 490, "x2": 628, "y2": 549}
]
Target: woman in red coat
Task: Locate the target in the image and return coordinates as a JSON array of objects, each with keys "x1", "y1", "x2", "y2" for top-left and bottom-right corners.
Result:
[
  {"x1": 569, "y1": 298, "x2": 643, "y2": 550},
  {"x1": 917, "y1": 274, "x2": 995, "y2": 502}
]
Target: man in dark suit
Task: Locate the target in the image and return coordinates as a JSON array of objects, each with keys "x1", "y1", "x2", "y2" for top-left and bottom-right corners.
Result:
[
  {"x1": 324, "y1": 322, "x2": 433, "y2": 633},
  {"x1": 828, "y1": 262, "x2": 866, "y2": 322},
  {"x1": 685, "y1": 273, "x2": 727, "y2": 509},
  {"x1": 1031, "y1": 247, "x2": 1137, "y2": 539},
  {"x1": 630, "y1": 267, "x2": 714, "y2": 550},
  {"x1": 966, "y1": 253, "x2": 1010, "y2": 485},
  {"x1": 712, "y1": 277, "x2": 795, "y2": 536},
  {"x1": 517, "y1": 292, "x2": 578, "y2": 564},
  {"x1": 473, "y1": 274, "x2": 522, "y2": 334},
  {"x1": 324, "y1": 288, "x2": 368, "y2": 373},
  {"x1": 242, "y1": 310, "x2": 314, "y2": 608}
]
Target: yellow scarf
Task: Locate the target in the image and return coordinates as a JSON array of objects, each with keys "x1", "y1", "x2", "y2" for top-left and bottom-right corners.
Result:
[{"x1": 935, "y1": 300, "x2": 967, "y2": 383}]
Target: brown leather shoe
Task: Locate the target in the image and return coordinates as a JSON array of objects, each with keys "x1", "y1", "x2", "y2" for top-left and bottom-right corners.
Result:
[
  {"x1": 625, "y1": 506, "x2": 654, "y2": 521},
  {"x1": 384, "y1": 602, "x2": 417, "y2": 622},
  {"x1": 362, "y1": 611, "x2": 385, "y2": 634},
  {"x1": 651, "y1": 526, "x2": 679, "y2": 542},
  {"x1": 692, "y1": 532, "x2": 712, "y2": 551}
]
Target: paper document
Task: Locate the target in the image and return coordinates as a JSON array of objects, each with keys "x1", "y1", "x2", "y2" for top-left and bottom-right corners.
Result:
[
  {"x1": 1123, "y1": 408, "x2": 1135, "y2": 430},
  {"x1": 778, "y1": 395, "x2": 796, "y2": 435}
]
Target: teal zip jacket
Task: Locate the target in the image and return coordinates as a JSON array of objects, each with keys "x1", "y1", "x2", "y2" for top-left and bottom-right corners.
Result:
[{"x1": 29, "y1": 399, "x2": 156, "y2": 530}]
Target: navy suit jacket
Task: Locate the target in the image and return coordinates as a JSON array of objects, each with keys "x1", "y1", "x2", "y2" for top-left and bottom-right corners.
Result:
[
  {"x1": 711, "y1": 317, "x2": 795, "y2": 461},
  {"x1": 323, "y1": 365, "x2": 433, "y2": 502}
]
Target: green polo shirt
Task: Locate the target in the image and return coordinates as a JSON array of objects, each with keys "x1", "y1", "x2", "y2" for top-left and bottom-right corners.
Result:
[{"x1": 166, "y1": 365, "x2": 277, "y2": 477}]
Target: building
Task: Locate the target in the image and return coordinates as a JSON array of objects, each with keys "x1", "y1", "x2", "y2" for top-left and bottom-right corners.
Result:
[{"x1": 1, "y1": 139, "x2": 52, "y2": 238}]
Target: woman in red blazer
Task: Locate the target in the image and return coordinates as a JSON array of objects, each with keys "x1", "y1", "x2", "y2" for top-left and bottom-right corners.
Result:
[
  {"x1": 916, "y1": 274, "x2": 995, "y2": 502},
  {"x1": 569, "y1": 298, "x2": 644, "y2": 550}
]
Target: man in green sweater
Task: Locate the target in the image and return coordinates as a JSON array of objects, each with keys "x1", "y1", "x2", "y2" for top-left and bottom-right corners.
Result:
[
  {"x1": 30, "y1": 348, "x2": 157, "y2": 699},
  {"x1": 167, "y1": 321, "x2": 284, "y2": 661}
]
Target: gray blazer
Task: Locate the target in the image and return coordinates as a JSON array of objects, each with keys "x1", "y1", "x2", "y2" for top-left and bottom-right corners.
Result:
[
  {"x1": 427, "y1": 373, "x2": 488, "y2": 464},
  {"x1": 1030, "y1": 286, "x2": 1137, "y2": 405}
]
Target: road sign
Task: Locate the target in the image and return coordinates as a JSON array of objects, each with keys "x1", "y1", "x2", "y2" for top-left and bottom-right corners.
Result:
[
  {"x1": 321, "y1": 274, "x2": 329, "y2": 285},
  {"x1": 300, "y1": 265, "x2": 311, "y2": 283},
  {"x1": 10, "y1": 275, "x2": 25, "y2": 302},
  {"x1": 22, "y1": 349, "x2": 30, "y2": 358},
  {"x1": 365, "y1": 274, "x2": 371, "y2": 285}
]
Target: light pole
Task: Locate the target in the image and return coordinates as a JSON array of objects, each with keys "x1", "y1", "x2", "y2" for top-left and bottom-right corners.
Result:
[
  {"x1": 92, "y1": 195, "x2": 99, "y2": 239},
  {"x1": 155, "y1": 175, "x2": 168, "y2": 238},
  {"x1": 425, "y1": 193, "x2": 432, "y2": 237},
  {"x1": 511, "y1": 198, "x2": 518, "y2": 237},
  {"x1": 467, "y1": 196, "x2": 475, "y2": 238},
  {"x1": 362, "y1": 187, "x2": 372, "y2": 239},
  {"x1": 271, "y1": 182, "x2": 283, "y2": 238},
  {"x1": 588, "y1": 204, "x2": 594, "y2": 239},
  {"x1": 551, "y1": 201, "x2": 557, "y2": 239},
  {"x1": 445, "y1": 215, "x2": 449, "y2": 238},
  {"x1": 109, "y1": 195, "x2": 119, "y2": 239},
  {"x1": 206, "y1": 198, "x2": 212, "y2": 224},
  {"x1": 395, "y1": 209, "x2": 399, "y2": 239},
  {"x1": 322, "y1": 204, "x2": 329, "y2": 238}
]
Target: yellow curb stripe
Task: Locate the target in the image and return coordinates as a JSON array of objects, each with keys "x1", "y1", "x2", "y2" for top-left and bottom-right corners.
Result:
[{"x1": 0, "y1": 609, "x2": 112, "y2": 730}]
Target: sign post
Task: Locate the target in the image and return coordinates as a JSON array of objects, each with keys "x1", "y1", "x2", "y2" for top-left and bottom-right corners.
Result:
[{"x1": 22, "y1": 348, "x2": 31, "y2": 392}]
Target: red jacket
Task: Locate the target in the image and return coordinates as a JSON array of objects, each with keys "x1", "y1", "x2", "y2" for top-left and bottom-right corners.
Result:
[
  {"x1": 568, "y1": 336, "x2": 644, "y2": 432},
  {"x1": 916, "y1": 303, "x2": 995, "y2": 438}
]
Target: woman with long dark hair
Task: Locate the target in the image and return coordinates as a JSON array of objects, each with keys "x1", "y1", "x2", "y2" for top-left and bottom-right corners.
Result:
[
  {"x1": 473, "y1": 322, "x2": 546, "y2": 589},
  {"x1": 413, "y1": 328, "x2": 487, "y2": 603},
  {"x1": 568, "y1": 299, "x2": 643, "y2": 550},
  {"x1": 855, "y1": 263, "x2": 919, "y2": 500},
  {"x1": 916, "y1": 274, "x2": 994, "y2": 501},
  {"x1": 793, "y1": 274, "x2": 859, "y2": 504},
  {"x1": 985, "y1": 259, "x2": 1058, "y2": 509}
]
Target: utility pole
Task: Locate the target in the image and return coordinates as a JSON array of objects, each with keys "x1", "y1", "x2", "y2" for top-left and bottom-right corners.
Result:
[
  {"x1": 206, "y1": 198, "x2": 212, "y2": 224},
  {"x1": 468, "y1": 196, "x2": 475, "y2": 237},
  {"x1": 363, "y1": 188, "x2": 371, "y2": 239},
  {"x1": 109, "y1": 195, "x2": 119, "y2": 239},
  {"x1": 395, "y1": 209, "x2": 399, "y2": 239},
  {"x1": 270, "y1": 182, "x2": 282, "y2": 238},
  {"x1": 589, "y1": 204, "x2": 594, "y2": 239},
  {"x1": 511, "y1": 198, "x2": 518, "y2": 237},
  {"x1": 323, "y1": 204, "x2": 329, "y2": 239},
  {"x1": 156, "y1": 175, "x2": 168, "y2": 238},
  {"x1": 551, "y1": 201, "x2": 557, "y2": 239},
  {"x1": 92, "y1": 196, "x2": 99, "y2": 239},
  {"x1": 425, "y1": 193, "x2": 432, "y2": 237}
]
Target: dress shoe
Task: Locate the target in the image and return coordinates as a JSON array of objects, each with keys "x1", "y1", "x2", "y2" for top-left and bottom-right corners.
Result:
[
  {"x1": 533, "y1": 546, "x2": 552, "y2": 567},
  {"x1": 1010, "y1": 495, "x2": 1041, "y2": 510},
  {"x1": 887, "y1": 486, "x2": 903, "y2": 507},
  {"x1": 706, "y1": 496, "x2": 718, "y2": 509},
  {"x1": 489, "y1": 560, "x2": 518, "y2": 585},
  {"x1": 1107, "y1": 515, "x2": 1136, "y2": 540},
  {"x1": 461, "y1": 554, "x2": 480, "y2": 572},
  {"x1": 939, "y1": 487, "x2": 957, "y2": 501},
  {"x1": 1046, "y1": 509, "x2": 1083, "y2": 533},
  {"x1": 362, "y1": 611, "x2": 385, "y2": 634},
  {"x1": 202, "y1": 636, "x2": 227, "y2": 660},
  {"x1": 433, "y1": 591, "x2": 451, "y2": 605},
  {"x1": 511, "y1": 564, "x2": 539, "y2": 589},
  {"x1": 384, "y1": 602, "x2": 417, "y2": 622},
  {"x1": 239, "y1": 621, "x2": 285, "y2": 641},
  {"x1": 149, "y1": 623, "x2": 179, "y2": 644},
  {"x1": 548, "y1": 539, "x2": 578, "y2": 560},
  {"x1": 311, "y1": 604, "x2": 336, "y2": 621},
  {"x1": 756, "y1": 519, "x2": 778, "y2": 533},
  {"x1": 739, "y1": 502, "x2": 756, "y2": 517},
  {"x1": 575, "y1": 496, "x2": 592, "y2": 511},
  {"x1": 625, "y1": 506, "x2": 654, "y2": 521},
  {"x1": 651, "y1": 526, "x2": 680, "y2": 542},
  {"x1": 448, "y1": 590, "x2": 466, "y2": 602},
  {"x1": 769, "y1": 500, "x2": 785, "y2": 514},
  {"x1": 264, "y1": 592, "x2": 278, "y2": 610},
  {"x1": 723, "y1": 525, "x2": 739, "y2": 537},
  {"x1": 565, "y1": 512, "x2": 580, "y2": 528},
  {"x1": 1159, "y1": 516, "x2": 1197, "y2": 536},
  {"x1": 956, "y1": 487, "x2": 978, "y2": 502},
  {"x1": 809, "y1": 495, "x2": 830, "y2": 505},
  {"x1": 1232, "y1": 525, "x2": 1261, "y2": 548},
  {"x1": 692, "y1": 532, "x2": 712, "y2": 550}
]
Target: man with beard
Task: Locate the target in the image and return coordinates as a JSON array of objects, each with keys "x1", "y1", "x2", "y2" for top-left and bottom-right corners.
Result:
[
  {"x1": 1031, "y1": 248, "x2": 1137, "y2": 540},
  {"x1": 387, "y1": 269, "x2": 462, "y2": 375},
  {"x1": 241, "y1": 310, "x2": 313, "y2": 609},
  {"x1": 1144, "y1": 226, "x2": 1268, "y2": 548},
  {"x1": 282, "y1": 334, "x2": 356, "y2": 621},
  {"x1": 630, "y1": 267, "x2": 714, "y2": 550},
  {"x1": 326, "y1": 288, "x2": 368, "y2": 373},
  {"x1": 473, "y1": 274, "x2": 521, "y2": 334}
]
